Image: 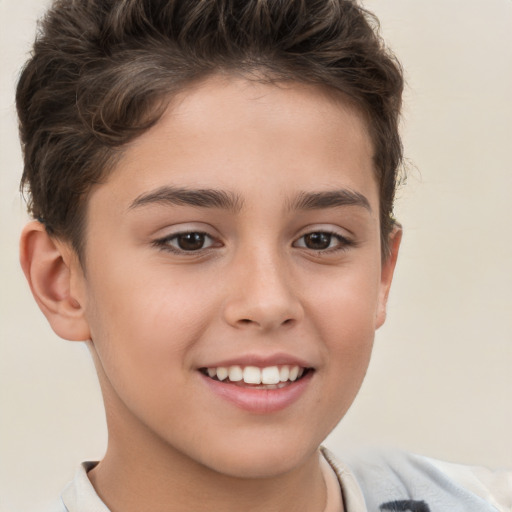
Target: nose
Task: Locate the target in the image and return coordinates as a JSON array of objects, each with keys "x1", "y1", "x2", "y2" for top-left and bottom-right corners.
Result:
[{"x1": 222, "y1": 249, "x2": 304, "y2": 331}]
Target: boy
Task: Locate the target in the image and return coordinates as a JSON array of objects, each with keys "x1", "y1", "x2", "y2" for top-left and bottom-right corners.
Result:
[{"x1": 15, "y1": 0, "x2": 511, "y2": 511}]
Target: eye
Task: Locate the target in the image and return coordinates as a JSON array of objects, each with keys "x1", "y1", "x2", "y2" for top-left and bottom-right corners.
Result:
[
  {"x1": 154, "y1": 231, "x2": 217, "y2": 253},
  {"x1": 294, "y1": 231, "x2": 351, "y2": 252}
]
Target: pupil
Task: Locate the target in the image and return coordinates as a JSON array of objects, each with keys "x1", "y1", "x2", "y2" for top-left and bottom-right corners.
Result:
[
  {"x1": 305, "y1": 232, "x2": 331, "y2": 250},
  {"x1": 178, "y1": 233, "x2": 205, "y2": 250}
]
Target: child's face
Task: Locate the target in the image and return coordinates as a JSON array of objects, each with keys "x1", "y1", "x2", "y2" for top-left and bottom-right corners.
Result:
[{"x1": 72, "y1": 76, "x2": 399, "y2": 478}]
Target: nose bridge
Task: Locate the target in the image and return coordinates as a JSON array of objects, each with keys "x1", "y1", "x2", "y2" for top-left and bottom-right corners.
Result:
[{"x1": 222, "y1": 241, "x2": 302, "y2": 330}]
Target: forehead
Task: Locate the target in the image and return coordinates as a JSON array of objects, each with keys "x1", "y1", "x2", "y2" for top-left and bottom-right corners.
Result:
[{"x1": 93, "y1": 75, "x2": 377, "y2": 212}]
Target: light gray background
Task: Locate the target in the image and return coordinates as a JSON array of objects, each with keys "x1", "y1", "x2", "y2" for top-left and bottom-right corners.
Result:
[{"x1": 1, "y1": 1, "x2": 511, "y2": 511}]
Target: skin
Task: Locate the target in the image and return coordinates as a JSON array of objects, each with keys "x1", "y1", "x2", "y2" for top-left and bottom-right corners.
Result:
[{"x1": 21, "y1": 75, "x2": 401, "y2": 512}]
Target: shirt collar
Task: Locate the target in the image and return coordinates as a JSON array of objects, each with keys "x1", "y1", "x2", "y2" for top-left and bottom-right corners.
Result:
[{"x1": 61, "y1": 451, "x2": 367, "y2": 512}]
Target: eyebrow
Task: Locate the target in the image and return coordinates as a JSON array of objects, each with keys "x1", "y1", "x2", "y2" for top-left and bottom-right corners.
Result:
[
  {"x1": 129, "y1": 186, "x2": 244, "y2": 213},
  {"x1": 129, "y1": 185, "x2": 370, "y2": 214},
  {"x1": 289, "y1": 189, "x2": 371, "y2": 212}
]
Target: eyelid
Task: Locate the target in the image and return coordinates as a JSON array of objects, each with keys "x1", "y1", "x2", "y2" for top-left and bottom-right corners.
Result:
[
  {"x1": 292, "y1": 226, "x2": 355, "y2": 253},
  {"x1": 152, "y1": 227, "x2": 222, "y2": 254},
  {"x1": 294, "y1": 224, "x2": 352, "y2": 240}
]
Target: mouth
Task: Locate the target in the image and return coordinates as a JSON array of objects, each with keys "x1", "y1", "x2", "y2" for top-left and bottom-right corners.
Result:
[{"x1": 199, "y1": 365, "x2": 313, "y2": 389}]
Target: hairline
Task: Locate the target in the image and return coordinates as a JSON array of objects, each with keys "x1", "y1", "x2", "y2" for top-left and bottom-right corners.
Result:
[{"x1": 61, "y1": 72, "x2": 393, "y2": 268}]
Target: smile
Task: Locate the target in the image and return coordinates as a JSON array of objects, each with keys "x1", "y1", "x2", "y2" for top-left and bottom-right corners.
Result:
[
  {"x1": 200, "y1": 365, "x2": 309, "y2": 388},
  {"x1": 199, "y1": 364, "x2": 314, "y2": 413}
]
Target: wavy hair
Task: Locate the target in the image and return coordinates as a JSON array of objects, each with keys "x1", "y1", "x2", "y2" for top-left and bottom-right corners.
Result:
[{"x1": 17, "y1": 0, "x2": 404, "y2": 259}]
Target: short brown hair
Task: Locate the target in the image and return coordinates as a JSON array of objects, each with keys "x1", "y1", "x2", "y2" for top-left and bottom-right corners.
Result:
[{"x1": 17, "y1": 0, "x2": 404, "y2": 260}]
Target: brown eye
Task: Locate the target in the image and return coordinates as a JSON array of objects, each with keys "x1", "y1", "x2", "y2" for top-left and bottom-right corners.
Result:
[
  {"x1": 154, "y1": 231, "x2": 217, "y2": 253},
  {"x1": 175, "y1": 232, "x2": 207, "y2": 251},
  {"x1": 293, "y1": 230, "x2": 352, "y2": 253},
  {"x1": 303, "y1": 232, "x2": 334, "y2": 250}
]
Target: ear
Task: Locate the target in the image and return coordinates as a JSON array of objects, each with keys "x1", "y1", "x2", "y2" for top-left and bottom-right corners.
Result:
[
  {"x1": 375, "y1": 225, "x2": 402, "y2": 329},
  {"x1": 20, "y1": 221, "x2": 91, "y2": 341}
]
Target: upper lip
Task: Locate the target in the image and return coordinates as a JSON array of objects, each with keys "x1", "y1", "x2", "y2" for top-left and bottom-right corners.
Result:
[{"x1": 198, "y1": 353, "x2": 314, "y2": 369}]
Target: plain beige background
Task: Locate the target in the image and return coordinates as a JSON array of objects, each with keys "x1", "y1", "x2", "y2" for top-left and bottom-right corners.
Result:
[{"x1": 1, "y1": 1, "x2": 511, "y2": 511}]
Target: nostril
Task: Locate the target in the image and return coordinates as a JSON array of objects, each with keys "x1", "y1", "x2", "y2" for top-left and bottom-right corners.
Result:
[{"x1": 237, "y1": 317, "x2": 295, "y2": 328}]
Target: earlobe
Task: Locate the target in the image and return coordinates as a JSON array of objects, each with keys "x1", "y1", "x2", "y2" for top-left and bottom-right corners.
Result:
[
  {"x1": 20, "y1": 221, "x2": 91, "y2": 341},
  {"x1": 375, "y1": 225, "x2": 402, "y2": 329}
]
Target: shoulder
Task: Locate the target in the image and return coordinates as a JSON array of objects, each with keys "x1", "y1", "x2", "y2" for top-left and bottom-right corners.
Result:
[
  {"x1": 322, "y1": 447, "x2": 512, "y2": 512},
  {"x1": 35, "y1": 461, "x2": 109, "y2": 512},
  {"x1": 425, "y1": 456, "x2": 512, "y2": 512},
  {"x1": 33, "y1": 498, "x2": 67, "y2": 512}
]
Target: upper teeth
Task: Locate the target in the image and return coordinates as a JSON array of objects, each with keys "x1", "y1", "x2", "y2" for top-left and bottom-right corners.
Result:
[{"x1": 206, "y1": 365, "x2": 304, "y2": 385}]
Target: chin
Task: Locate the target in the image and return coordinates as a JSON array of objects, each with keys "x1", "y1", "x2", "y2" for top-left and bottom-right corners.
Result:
[{"x1": 194, "y1": 430, "x2": 322, "y2": 479}]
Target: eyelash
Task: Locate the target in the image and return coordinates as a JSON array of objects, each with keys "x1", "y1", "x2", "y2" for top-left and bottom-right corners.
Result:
[
  {"x1": 152, "y1": 230, "x2": 354, "y2": 255},
  {"x1": 293, "y1": 230, "x2": 354, "y2": 254},
  {"x1": 152, "y1": 231, "x2": 218, "y2": 254}
]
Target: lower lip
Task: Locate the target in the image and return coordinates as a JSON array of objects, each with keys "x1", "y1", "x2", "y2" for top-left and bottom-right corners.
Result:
[{"x1": 200, "y1": 372, "x2": 313, "y2": 414}]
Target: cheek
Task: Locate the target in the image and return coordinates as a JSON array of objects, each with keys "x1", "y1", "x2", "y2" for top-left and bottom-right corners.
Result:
[
  {"x1": 83, "y1": 274, "x2": 202, "y2": 425},
  {"x1": 307, "y1": 261, "x2": 381, "y2": 335},
  {"x1": 86, "y1": 251, "x2": 214, "y2": 338},
  {"x1": 82, "y1": 260, "x2": 216, "y2": 395},
  {"x1": 312, "y1": 283, "x2": 376, "y2": 430},
  {"x1": 83, "y1": 268, "x2": 232, "y2": 433},
  {"x1": 305, "y1": 264, "x2": 380, "y2": 382}
]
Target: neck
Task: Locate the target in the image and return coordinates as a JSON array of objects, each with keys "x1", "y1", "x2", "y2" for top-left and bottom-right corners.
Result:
[{"x1": 89, "y1": 433, "x2": 327, "y2": 512}]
